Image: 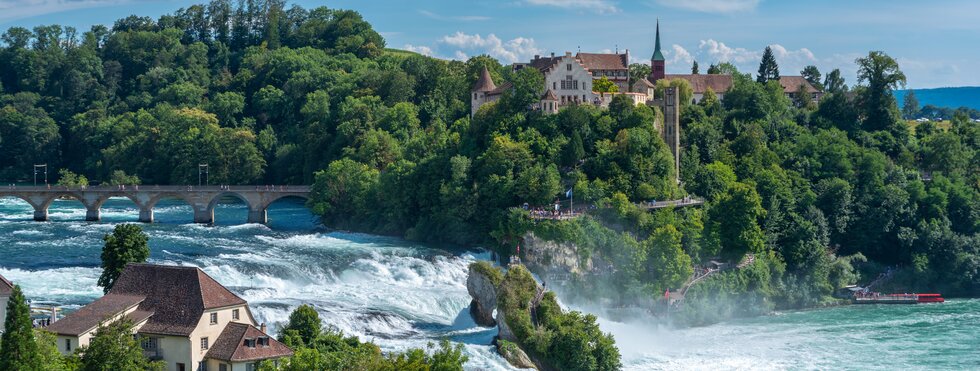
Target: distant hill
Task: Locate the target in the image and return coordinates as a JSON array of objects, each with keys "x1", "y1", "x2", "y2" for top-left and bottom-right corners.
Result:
[{"x1": 895, "y1": 87, "x2": 980, "y2": 111}]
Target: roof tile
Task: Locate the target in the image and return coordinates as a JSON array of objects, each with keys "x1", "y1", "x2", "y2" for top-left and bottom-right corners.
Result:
[{"x1": 206, "y1": 322, "x2": 294, "y2": 362}]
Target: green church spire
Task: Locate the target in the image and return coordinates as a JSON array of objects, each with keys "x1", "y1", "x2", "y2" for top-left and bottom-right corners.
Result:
[{"x1": 652, "y1": 19, "x2": 665, "y2": 61}]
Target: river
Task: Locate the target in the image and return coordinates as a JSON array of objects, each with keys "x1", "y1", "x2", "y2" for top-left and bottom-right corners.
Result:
[{"x1": 1, "y1": 196, "x2": 977, "y2": 370}]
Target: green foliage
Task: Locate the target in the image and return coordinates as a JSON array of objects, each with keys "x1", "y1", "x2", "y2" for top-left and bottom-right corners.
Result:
[
  {"x1": 106, "y1": 170, "x2": 141, "y2": 186},
  {"x1": 496, "y1": 265, "x2": 621, "y2": 371},
  {"x1": 79, "y1": 320, "x2": 163, "y2": 371},
  {"x1": 57, "y1": 169, "x2": 89, "y2": 187},
  {"x1": 757, "y1": 46, "x2": 780, "y2": 83},
  {"x1": 0, "y1": 285, "x2": 42, "y2": 370},
  {"x1": 271, "y1": 306, "x2": 467, "y2": 370},
  {"x1": 98, "y1": 224, "x2": 150, "y2": 293},
  {"x1": 593, "y1": 76, "x2": 618, "y2": 97},
  {"x1": 283, "y1": 304, "x2": 322, "y2": 347},
  {"x1": 469, "y1": 261, "x2": 504, "y2": 286}
]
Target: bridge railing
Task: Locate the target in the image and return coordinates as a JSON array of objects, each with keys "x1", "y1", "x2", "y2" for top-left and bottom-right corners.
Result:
[{"x1": 1, "y1": 185, "x2": 311, "y2": 193}]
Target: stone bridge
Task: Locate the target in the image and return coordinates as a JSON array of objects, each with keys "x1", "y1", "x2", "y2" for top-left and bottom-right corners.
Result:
[{"x1": 0, "y1": 185, "x2": 310, "y2": 224}]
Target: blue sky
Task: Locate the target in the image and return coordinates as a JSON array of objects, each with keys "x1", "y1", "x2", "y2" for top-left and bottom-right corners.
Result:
[{"x1": 1, "y1": 0, "x2": 977, "y2": 88}]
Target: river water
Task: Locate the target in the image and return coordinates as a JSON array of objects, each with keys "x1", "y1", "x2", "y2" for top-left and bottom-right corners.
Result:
[{"x1": 1, "y1": 197, "x2": 977, "y2": 370}]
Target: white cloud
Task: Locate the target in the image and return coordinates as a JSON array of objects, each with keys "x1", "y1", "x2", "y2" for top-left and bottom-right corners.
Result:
[
  {"x1": 440, "y1": 32, "x2": 541, "y2": 63},
  {"x1": 668, "y1": 44, "x2": 694, "y2": 66},
  {"x1": 698, "y1": 39, "x2": 759, "y2": 64},
  {"x1": 418, "y1": 10, "x2": 491, "y2": 22},
  {"x1": 0, "y1": 0, "x2": 129, "y2": 23},
  {"x1": 524, "y1": 0, "x2": 620, "y2": 14},
  {"x1": 403, "y1": 44, "x2": 434, "y2": 56},
  {"x1": 654, "y1": 0, "x2": 760, "y2": 14}
]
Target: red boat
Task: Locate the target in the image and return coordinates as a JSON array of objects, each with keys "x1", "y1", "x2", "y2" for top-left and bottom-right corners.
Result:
[
  {"x1": 852, "y1": 292, "x2": 945, "y2": 304},
  {"x1": 916, "y1": 293, "x2": 945, "y2": 303}
]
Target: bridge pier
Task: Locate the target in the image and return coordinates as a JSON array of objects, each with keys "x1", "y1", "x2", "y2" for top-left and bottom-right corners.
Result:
[
  {"x1": 85, "y1": 207, "x2": 100, "y2": 222},
  {"x1": 138, "y1": 208, "x2": 153, "y2": 223},
  {"x1": 246, "y1": 209, "x2": 267, "y2": 224},
  {"x1": 33, "y1": 208, "x2": 48, "y2": 222},
  {"x1": 193, "y1": 208, "x2": 213, "y2": 224}
]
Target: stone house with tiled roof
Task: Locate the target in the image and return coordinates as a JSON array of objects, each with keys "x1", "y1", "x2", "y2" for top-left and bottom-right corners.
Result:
[
  {"x1": 0, "y1": 273, "x2": 13, "y2": 334},
  {"x1": 47, "y1": 264, "x2": 292, "y2": 371},
  {"x1": 779, "y1": 76, "x2": 823, "y2": 106}
]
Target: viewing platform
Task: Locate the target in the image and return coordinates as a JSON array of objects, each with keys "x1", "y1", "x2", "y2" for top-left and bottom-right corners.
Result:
[{"x1": 0, "y1": 185, "x2": 310, "y2": 224}]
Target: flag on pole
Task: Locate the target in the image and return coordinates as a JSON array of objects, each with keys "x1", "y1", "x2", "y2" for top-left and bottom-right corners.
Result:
[{"x1": 565, "y1": 188, "x2": 573, "y2": 198}]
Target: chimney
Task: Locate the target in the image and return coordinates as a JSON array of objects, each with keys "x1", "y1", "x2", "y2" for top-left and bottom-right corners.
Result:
[
  {"x1": 550, "y1": 52, "x2": 555, "y2": 58},
  {"x1": 260, "y1": 323, "x2": 267, "y2": 333},
  {"x1": 534, "y1": 54, "x2": 540, "y2": 61}
]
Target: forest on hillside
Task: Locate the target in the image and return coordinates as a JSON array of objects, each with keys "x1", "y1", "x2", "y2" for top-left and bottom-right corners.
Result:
[{"x1": 0, "y1": 0, "x2": 977, "y2": 324}]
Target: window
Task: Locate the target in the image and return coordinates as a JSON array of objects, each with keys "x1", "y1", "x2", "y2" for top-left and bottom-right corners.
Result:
[
  {"x1": 566, "y1": 64, "x2": 572, "y2": 71},
  {"x1": 140, "y1": 337, "x2": 157, "y2": 351},
  {"x1": 473, "y1": 93, "x2": 477, "y2": 99},
  {"x1": 258, "y1": 337, "x2": 270, "y2": 347},
  {"x1": 246, "y1": 363, "x2": 258, "y2": 371},
  {"x1": 65, "y1": 339, "x2": 71, "y2": 352},
  {"x1": 198, "y1": 361, "x2": 207, "y2": 371},
  {"x1": 201, "y1": 337, "x2": 209, "y2": 350},
  {"x1": 219, "y1": 365, "x2": 228, "y2": 371},
  {"x1": 210, "y1": 313, "x2": 217, "y2": 325},
  {"x1": 553, "y1": 82, "x2": 556, "y2": 90},
  {"x1": 245, "y1": 338, "x2": 257, "y2": 348},
  {"x1": 232, "y1": 309, "x2": 240, "y2": 320}
]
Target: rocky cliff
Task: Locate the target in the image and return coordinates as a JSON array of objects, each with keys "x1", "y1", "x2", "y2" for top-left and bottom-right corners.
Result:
[{"x1": 467, "y1": 263, "x2": 499, "y2": 327}]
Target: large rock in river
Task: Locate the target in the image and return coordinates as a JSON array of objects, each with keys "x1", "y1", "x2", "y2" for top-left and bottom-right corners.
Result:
[{"x1": 467, "y1": 263, "x2": 498, "y2": 327}]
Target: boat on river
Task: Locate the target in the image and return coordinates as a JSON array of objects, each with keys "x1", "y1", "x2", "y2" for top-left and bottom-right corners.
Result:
[{"x1": 852, "y1": 293, "x2": 945, "y2": 304}]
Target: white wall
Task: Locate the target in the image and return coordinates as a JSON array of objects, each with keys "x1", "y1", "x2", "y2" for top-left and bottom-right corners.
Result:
[
  {"x1": 0, "y1": 296, "x2": 8, "y2": 333},
  {"x1": 543, "y1": 55, "x2": 596, "y2": 106},
  {"x1": 188, "y1": 304, "x2": 254, "y2": 371}
]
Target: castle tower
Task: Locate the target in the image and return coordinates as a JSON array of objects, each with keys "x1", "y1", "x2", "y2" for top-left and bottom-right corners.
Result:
[
  {"x1": 662, "y1": 86, "x2": 680, "y2": 183},
  {"x1": 471, "y1": 66, "x2": 497, "y2": 117},
  {"x1": 649, "y1": 19, "x2": 666, "y2": 83}
]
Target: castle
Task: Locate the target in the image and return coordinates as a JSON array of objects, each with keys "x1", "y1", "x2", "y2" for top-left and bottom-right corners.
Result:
[{"x1": 471, "y1": 20, "x2": 823, "y2": 181}]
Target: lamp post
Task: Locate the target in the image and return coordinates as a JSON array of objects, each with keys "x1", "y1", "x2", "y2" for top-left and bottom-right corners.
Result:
[
  {"x1": 198, "y1": 164, "x2": 209, "y2": 187},
  {"x1": 33, "y1": 164, "x2": 48, "y2": 186}
]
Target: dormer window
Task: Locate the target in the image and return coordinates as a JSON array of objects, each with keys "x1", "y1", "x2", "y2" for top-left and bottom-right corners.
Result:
[
  {"x1": 244, "y1": 338, "x2": 257, "y2": 348},
  {"x1": 257, "y1": 337, "x2": 269, "y2": 347}
]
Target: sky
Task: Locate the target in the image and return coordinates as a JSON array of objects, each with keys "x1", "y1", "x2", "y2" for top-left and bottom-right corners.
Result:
[{"x1": 1, "y1": 0, "x2": 978, "y2": 89}]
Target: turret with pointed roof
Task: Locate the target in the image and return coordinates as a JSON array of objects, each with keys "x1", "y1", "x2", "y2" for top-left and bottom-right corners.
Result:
[{"x1": 472, "y1": 66, "x2": 497, "y2": 92}]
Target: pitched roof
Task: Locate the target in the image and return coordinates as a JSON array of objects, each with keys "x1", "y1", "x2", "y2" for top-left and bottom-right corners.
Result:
[
  {"x1": 0, "y1": 274, "x2": 12, "y2": 296},
  {"x1": 110, "y1": 264, "x2": 247, "y2": 336},
  {"x1": 472, "y1": 66, "x2": 497, "y2": 92},
  {"x1": 576, "y1": 53, "x2": 628, "y2": 71},
  {"x1": 662, "y1": 74, "x2": 734, "y2": 94},
  {"x1": 541, "y1": 89, "x2": 558, "y2": 101},
  {"x1": 46, "y1": 294, "x2": 147, "y2": 336},
  {"x1": 632, "y1": 79, "x2": 655, "y2": 90},
  {"x1": 779, "y1": 76, "x2": 820, "y2": 94},
  {"x1": 485, "y1": 81, "x2": 512, "y2": 97},
  {"x1": 206, "y1": 323, "x2": 293, "y2": 362}
]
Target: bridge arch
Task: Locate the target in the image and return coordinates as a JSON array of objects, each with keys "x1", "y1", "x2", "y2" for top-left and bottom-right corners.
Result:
[
  {"x1": 0, "y1": 193, "x2": 40, "y2": 221},
  {"x1": 205, "y1": 192, "x2": 254, "y2": 225},
  {"x1": 145, "y1": 193, "x2": 198, "y2": 224},
  {"x1": 261, "y1": 195, "x2": 313, "y2": 228}
]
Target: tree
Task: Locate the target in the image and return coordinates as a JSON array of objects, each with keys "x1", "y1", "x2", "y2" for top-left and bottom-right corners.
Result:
[
  {"x1": 0, "y1": 285, "x2": 41, "y2": 370},
  {"x1": 691, "y1": 60, "x2": 699, "y2": 74},
  {"x1": 856, "y1": 51, "x2": 907, "y2": 134},
  {"x1": 593, "y1": 76, "x2": 618, "y2": 97},
  {"x1": 107, "y1": 170, "x2": 141, "y2": 185},
  {"x1": 282, "y1": 304, "x2": 322, "y2": 347},
  {"x1": 98, "y1": 224, "x2": 150, "y2": 293},
  {"x1": 707, "y1": 182, "x2": 766, "y2": 262},
  {"x1": 57, "y1": 169, "x2": 89, "y2": 187},
  {"x1": 903, "y1": 90, "x2": 920, "y2": 119},
  {"x1": 801, "y1": 65, "x2": 822, "y2": 91},
  {"x1": 628, "y1": 63, "x2": 651, "y2": 89},
  {"x1": 756, "y1": 46, "x2": 780, "y2": 83},
  {"x1": 34, "y1": 330, "x2": 69, "y2": 371},
  {"x1": 646, "y1": 225, "x2": 694, "y2": 293},
  {"x1": 706, "y1": 64, "x2": 720, "y2": 74},
  {"x1": 80, "y1": 320, "x2": 162, "y2": 370},
  {"x1": 823, "y1": 68, "x2": 847, "y2": 94}
]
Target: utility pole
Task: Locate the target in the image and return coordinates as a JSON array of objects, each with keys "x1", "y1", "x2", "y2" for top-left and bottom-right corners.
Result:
[
  {"x1": 33, "y1": 164, "x2": 47, "y2": 186},
  {"x1": 199, "y1": 164, "x2": 209, "y2": 186}
]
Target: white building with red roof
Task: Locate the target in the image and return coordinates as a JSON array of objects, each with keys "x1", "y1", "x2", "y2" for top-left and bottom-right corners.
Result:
[{"x1": 47, "y1": 264, "x2": 292, "y2": 371}]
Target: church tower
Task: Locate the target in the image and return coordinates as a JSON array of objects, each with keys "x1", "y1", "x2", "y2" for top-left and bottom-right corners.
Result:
[{"x1": 649, "y1": 20, "x2": 666, "y2": 83}]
